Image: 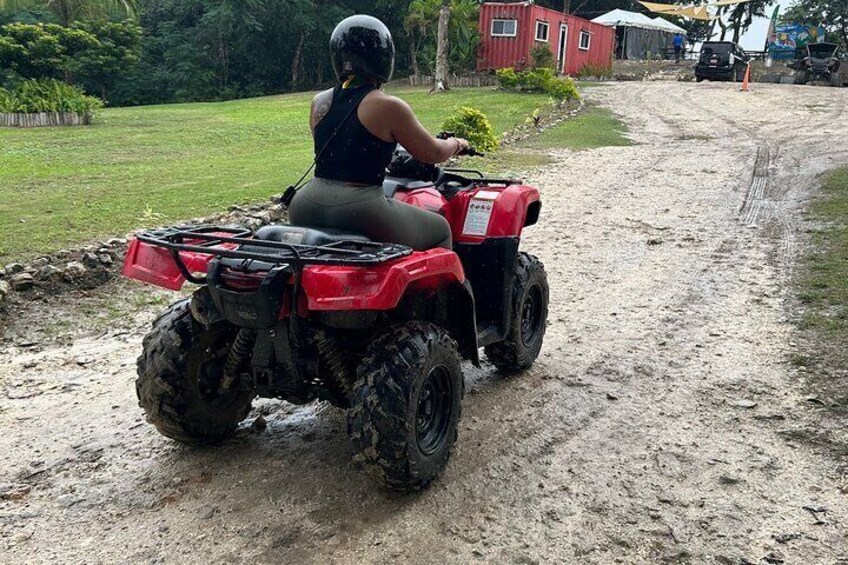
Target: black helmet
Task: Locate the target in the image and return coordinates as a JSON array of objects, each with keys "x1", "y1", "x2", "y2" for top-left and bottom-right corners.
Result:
[{"x1": 330, "y1": 15, "x2": 395, "y2": 83}]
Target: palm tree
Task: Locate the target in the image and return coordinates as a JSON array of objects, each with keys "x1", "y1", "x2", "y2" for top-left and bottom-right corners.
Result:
[{"x1": 0, "y1": 0, "x2": 137, "y2": 25}]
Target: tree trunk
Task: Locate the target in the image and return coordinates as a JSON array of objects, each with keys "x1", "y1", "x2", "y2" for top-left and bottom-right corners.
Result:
[
  {"x1": 291, "y1": 32, "x2": 306, "y2": 87},
  {"x1": 434, "y1": 2, "x2": 450, "y2": 92},
  {"x1": 408, "y1": 30, "x2": 421, "y2": 80}
]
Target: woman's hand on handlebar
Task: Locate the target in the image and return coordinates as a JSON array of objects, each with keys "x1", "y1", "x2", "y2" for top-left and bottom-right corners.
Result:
[{"x1": 452, "y1": 137, "x2": 471, "y2": 156}]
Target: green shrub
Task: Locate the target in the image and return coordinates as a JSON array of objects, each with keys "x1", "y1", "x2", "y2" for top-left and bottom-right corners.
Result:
[
  {"x1": 442, "y1": 106, "x2": 500, "y2": 153},
  {"x1": 546, "y1": 76, "x2": 580, "y2": 102},
  {"x1": 530, "y1": 44, "x2": 555, "y2": 69},
  {"x1": 0, "y1": 79, "x2": 103, "y2": 114},
  {"x1": 495, "y1": 67, "x2": 519, "y2": 89},
  {"x1": 495, "y1": 67, "x2": 580, "y2": 103}
]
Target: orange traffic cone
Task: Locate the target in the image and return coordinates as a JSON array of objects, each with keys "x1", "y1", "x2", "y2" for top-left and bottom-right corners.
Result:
[{"x1": 740, "y1": 62, "x2": 751, "y2": 92}]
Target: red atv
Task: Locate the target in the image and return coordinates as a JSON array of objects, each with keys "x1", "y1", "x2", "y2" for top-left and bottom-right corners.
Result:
[{"x1": 123, "y1": 146, "x2": 549, "y2": 491}]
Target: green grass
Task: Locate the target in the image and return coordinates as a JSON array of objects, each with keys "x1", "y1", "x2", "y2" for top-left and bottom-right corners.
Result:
[
  {"x1": 463, "y1": 105, "x2": 630, "y2": 175},
  {"x1": 798, "y1": 167, "x2": 848, "y2": 335},
  {"x1": 792, "y1": 167, "x2": 848, "y2": 430},
  {"x1": 530, "y1": 106, "x2": 630, "y2": 150},
  {"x1": 0, "y1": 86, "x2": 549, "y2": 261},
  {"x1": 0, "y1": 88, "x2": 629, "y2": 261}
]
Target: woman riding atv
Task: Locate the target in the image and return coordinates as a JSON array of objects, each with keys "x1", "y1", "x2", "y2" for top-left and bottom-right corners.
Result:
[{"x1": 288, "y1": 15, "x2": 470, "y2": 251}]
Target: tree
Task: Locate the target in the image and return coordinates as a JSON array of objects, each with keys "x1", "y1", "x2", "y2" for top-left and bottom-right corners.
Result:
[
  {"x1": 0, "y1": 20, "x2": 140, "y2": 100},
  {"x1": 711, "y1": 0, "x2": 769, "y2": 43},
  {"x1": 0, "y1": 0, "x2": 138, "y2": 25},
  {"x1": 405, "y1": 0, "x2": 478, "y2": 79},
  {"x1": 74, "y1": 19, "x2": 140, "y2": 100},
  {"x1": 0, "y1": 22, "x2": 99, "y2": 81},
  {"x1": 784, "y1": 0, "x2": 848, "y2": 49},
  {"x1": 434, "y1": 0, "x2": 448, "y2": 89}
]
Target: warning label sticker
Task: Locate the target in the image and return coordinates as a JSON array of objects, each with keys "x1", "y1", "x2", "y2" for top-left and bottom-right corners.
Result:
[{"x1": 462, "y1": 198, "x2": 495, "y2": 236}]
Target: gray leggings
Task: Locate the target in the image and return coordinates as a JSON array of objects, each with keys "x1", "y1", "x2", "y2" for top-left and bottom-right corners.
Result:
[{"x1": 288, "y1": 177, "x2": 452, "y2": 250}]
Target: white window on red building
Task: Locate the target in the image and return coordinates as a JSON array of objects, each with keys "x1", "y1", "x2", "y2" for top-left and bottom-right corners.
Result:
[
  {"x1": 491, "y1": 19, "x2": 518, "y2": 37},
  {"x1": 579, "y1": 30, "x2": 591, "y2": 51},
  {"x1": 535, "y1": 21, "x2": 549, "y2": 42}
]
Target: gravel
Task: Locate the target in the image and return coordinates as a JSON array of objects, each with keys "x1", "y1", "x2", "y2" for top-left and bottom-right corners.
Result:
[{"x1": 1, "y1": 82, "x2": 847, "y2": 564}]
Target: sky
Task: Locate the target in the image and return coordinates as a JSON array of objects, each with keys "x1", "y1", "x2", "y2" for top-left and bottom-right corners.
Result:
[{"x1": 710, "y1": 1, "x2": 789, "y2": 50}]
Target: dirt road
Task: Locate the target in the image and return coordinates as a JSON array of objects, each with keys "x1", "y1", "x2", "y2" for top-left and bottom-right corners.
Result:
[{"x1": 2, "y1": 82, "x2": 848, "y2": 564}]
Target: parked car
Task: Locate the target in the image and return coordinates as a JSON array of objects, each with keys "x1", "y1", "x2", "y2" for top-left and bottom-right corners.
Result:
[
  {"x1": 788, "y1": 42, "x2": 844, "y2": 86},
  {"x1": 695, "y1": 41, "x2": 749, "y2": 82}
]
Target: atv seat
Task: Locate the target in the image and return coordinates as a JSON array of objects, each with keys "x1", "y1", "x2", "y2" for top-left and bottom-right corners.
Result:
[
  {"x1": 383, "y1": 178, "x2": 433, "y2": 199},
  {"x1": 255, "y1": 225, "x2": 373, "y2": 246}
]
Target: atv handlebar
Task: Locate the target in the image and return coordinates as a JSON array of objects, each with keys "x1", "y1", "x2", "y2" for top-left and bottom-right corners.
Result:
[
  {"x1": 458, "y1": 147, "x2": 485, "y2": 158},
  {"x1": 437, "y1": 131, "x2": 484, "y2": 158}
]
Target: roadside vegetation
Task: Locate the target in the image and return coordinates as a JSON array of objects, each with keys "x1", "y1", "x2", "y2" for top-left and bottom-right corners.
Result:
[
  {"x1": 469, "y1": 105, "x2": 631, "y2": 175},
  {"x1": 793, "y1": 167, "x2": 848, "y2": 443},
  {"x1": 796, "y1": 167, "x2": 848, "y2": 354}
]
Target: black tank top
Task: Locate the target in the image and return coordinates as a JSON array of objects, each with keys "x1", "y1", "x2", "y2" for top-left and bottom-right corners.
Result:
[{"x1": 314, "y1": 85, "x2": 397, "y2": 186}]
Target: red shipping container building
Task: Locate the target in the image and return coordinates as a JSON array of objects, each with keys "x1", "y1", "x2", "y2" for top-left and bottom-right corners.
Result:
[{"x1": 477, "y1": 1, "x2": 615, "y2": 76}]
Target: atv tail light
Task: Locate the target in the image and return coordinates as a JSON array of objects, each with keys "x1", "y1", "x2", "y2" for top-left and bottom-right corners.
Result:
[{"x1": 219, "y1": 268, "x2": 268, "y2": 291}]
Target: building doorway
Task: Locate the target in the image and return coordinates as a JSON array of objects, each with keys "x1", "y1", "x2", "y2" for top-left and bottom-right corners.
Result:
[{"x1": 557, "y1": 24, "x2": 569, "y2": 73}]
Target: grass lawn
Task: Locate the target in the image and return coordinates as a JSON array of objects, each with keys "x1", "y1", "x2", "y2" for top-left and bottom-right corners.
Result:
[
  {"x1": 792, "y1": 167, "x2": 848, "y2": 442},
  {"x1": 0, "y1": 86, "x2": 549, "y2": 261},
  {"x1": 465, "y1": 105, "x2": 631, "y2": 175},
  {"x1": 798, "y1": 167, "x2": 848, "y2": 337},
  {"x1": 0, "y1": 86, "x2": 626, "y2": 261}
]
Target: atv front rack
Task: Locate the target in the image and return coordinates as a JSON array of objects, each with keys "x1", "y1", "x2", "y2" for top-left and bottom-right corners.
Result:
[{"x1": 136, "y1": 225, "x2": 413, "y2": 284}]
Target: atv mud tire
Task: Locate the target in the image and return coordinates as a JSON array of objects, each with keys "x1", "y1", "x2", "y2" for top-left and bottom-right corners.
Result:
[
  {"x1": 137, "y1": 299, "x2": 254, "y2": 444},
  {"x1": 348, "y1": 322, "x2": 464, "y2": 491},
  {"x1": 485, "y1": 252, "x2": 549, "y2": 373}
]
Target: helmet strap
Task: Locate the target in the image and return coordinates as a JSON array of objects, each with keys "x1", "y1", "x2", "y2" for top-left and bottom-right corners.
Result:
[{"x1": 342, "y1": 75, "x2": 367, "y2": 89}]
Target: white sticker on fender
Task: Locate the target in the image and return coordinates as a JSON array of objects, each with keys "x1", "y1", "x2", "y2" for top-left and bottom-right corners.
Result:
[{"x1": 462, "y1": 198, "x2": 495, "y2": 236}]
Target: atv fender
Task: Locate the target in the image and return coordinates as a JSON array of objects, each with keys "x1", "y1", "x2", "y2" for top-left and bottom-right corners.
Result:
[
  {"x1": 123, "y1": 237, "x2": 221, "y2": 290},
  {"x1": 301, "y1": 248, "x2": 465, "y2": 311}
]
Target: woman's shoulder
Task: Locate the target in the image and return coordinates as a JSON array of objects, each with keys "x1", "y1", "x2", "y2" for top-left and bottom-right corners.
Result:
[{"x1": 363, "y1": 89, "x2": 410, "y2": 115}]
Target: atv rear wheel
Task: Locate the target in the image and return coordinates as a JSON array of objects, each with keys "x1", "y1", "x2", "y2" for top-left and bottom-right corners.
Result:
[
  {"x1": 136, "y1": 299, "x2": 254, "y2": 444},
  {"x1": 485, "y1": 252, "x2": 549, "y2": 373},
  {"x1": 348, "y1": 322, "x2": 463, "y2": 491}
]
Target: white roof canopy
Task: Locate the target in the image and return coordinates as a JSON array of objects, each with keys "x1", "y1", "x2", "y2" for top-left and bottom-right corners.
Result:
[
  {"x1": 592, "y1": 9, "x2": 684, "y2": 34},
  {"x1": 650, "y1": 16, "x2": 686, "y2": 33}
]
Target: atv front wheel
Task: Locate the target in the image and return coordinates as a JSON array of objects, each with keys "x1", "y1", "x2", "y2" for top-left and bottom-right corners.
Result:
[
  {"x1": 348, "y1": 322, "x2": 463, "y2": 491},
  {"x1": 136, "y1": 299, "x2": 254, "y2": 444},
  {"x1": 485, "y1": 252, "x2": 549, "y2": 373}
]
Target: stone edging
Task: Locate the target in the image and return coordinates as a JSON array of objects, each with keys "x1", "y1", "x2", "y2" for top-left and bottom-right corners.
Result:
[
  {"x1": 0, "y1": 198, "x2": 288, "y2": 314},
  {"x1": 0, "y1": 111, "x2": 93, "y2": 128}
]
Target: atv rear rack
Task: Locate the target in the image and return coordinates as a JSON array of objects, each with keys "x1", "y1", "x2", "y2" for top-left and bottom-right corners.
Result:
[{"x1": 136, "y1": 225, "x2": 413, "y2": 282}]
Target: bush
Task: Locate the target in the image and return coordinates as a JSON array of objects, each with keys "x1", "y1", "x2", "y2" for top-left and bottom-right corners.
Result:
[
  {"x1": 0, "y1": 79, "x2": 103, "y2": 114},
  {"x1": 495, "y1": 67, "x2": 519, "y2": 89},
  {"x1": 442, "y1": 106, "x2": 499, "y2": 153},
  {"x1": 530, "y1": 44, "x2": 555, "y2": 70},
  {"x1": 496, "y1": 67, "x2": 580, "y2": 103},
  {"x1": 577, "y1": 62, "x2": 613, "y2": 79}
]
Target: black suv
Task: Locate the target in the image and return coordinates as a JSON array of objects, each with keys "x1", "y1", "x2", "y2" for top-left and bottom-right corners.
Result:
[{"x1": 695, "y1": 41, "x2": 749, "y2": 82}]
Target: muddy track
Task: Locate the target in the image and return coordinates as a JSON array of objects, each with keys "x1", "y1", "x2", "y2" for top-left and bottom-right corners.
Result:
[{"x1": 2, "y1": 83, "x2": 848, "y2": 564}]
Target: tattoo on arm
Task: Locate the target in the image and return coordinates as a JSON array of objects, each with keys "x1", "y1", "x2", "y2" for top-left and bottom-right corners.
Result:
[{"x1": 311, "y1": 90, "x2": 333, "y2": 131}]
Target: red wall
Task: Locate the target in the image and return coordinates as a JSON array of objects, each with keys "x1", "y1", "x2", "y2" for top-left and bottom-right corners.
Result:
[{"x1": 477, "y1": 2, "x2": 614, "y2": 75}]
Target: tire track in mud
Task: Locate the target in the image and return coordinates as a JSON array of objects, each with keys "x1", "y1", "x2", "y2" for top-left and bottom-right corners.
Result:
[{"x1": 740, "y1": 142, "x2": 771, "y2": 228}]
